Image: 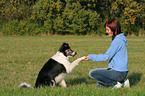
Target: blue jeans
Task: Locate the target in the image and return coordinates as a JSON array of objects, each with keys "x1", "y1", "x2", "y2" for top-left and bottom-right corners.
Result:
[{"x1": 89, "y1": 68, "x2": 128, "y2": 87}]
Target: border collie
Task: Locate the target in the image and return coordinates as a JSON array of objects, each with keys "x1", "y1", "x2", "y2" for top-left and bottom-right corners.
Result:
[{"x1": 18, "y1": 43, "x2": 85, "y2": 88}]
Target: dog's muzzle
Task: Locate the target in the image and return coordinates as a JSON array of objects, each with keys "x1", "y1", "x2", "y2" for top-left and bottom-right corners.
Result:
[{"x1": 71, "y1": 51, "x2": 77, "y2": 57}]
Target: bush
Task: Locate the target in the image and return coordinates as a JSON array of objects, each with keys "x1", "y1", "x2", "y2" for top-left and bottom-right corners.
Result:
[
  {"x1": 1, "y1": 20, "x2": 45, "y2": 36},
  {"x1": 53, "y1": 2, "x2": 100, "y2": 35},
  {"x1": 1, "y1": 0, "x2": 144, "y2": 36},
  {"x1": 1, "y1": 20, "x2": 19, "y2": 35},
  {"x1": 0, "y1": 0, "x2": 32, "y2": 23}
]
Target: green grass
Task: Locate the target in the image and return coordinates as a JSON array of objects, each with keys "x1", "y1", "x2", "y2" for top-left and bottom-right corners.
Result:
[{"x1": 0, "y1": 36, "x2": 145, "y2": 96}]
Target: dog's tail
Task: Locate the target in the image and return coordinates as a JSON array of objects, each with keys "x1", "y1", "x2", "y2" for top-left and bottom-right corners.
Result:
[{"x1": 18, "y1": 82, "x2": 34, "y2": 89}]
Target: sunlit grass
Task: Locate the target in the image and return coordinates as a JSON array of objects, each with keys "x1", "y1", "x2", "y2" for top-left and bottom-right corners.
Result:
[{"x1": 0, "y1": 36, "x2": 144, "y2": 96}]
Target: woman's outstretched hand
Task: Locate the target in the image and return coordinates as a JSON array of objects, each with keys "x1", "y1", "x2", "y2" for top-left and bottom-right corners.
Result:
[{"x1": 85, "y1": 56, "x2": 89, "y2": 60}]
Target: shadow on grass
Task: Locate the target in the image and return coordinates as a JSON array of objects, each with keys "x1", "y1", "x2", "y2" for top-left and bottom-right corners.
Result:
[
  {"x1": 127, "y1": 72, "x2": 142, "y2": 87},
  {"x1": 67, "y1": 72, "x2": 143, "y2": 87},
  {"x1": 67, "y1": 77, "x2": 96, "y2": 86}
]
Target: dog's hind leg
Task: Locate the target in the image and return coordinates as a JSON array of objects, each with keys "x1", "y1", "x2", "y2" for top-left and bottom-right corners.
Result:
[
  {"x1": 50, "y1": 80, "x2": 56, "y2": 87},
  {"x1": 59, "y1": 79, "x2": 66, "y2": 87}
]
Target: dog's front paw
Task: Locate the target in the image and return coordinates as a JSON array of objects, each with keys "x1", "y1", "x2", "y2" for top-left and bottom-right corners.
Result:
[{"x1": 80, "y1": 56, "x2": 86, "y2": 60}]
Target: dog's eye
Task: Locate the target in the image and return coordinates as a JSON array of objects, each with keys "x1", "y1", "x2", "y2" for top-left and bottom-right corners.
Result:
[{"x1": 67, "y1": 49, "x2": 70, "y2": 51}]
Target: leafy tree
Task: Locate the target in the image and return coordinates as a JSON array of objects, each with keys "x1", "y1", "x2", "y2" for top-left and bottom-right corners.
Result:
[
  {"x1": 0, "y1": 0, "x2": 35, "y2": 23},
  {"x1": 0, "y1": 0, "x2": 144, "y2": 36},
  {"x1": 31, "y1": 0, "x2": 65, "y2": 34},
  {"x1": 32, "y1": 0, "x2": 100, "y2": 35},
  {"x1": 115, "y1": 0, "x2": 143, "y2": 35},
  {"x1": 53, "y1": 1, "x2": 100, "y2": 35}
]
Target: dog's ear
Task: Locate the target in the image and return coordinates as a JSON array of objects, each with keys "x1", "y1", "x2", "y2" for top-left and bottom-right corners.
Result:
[
  {"x1": 62, "y1": 42, "x2": 69, "y2": 48},
  {"x1": 59, "y1": 43, "x2": 70, "y2": 52}
]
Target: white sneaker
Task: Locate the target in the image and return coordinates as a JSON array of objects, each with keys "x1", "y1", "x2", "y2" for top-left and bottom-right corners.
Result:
[
  {"x1": 113, "y1": 82, "x2": 123, "y2": 89},
  {"x1": 124, "y1": 79, "x2": 130, "y2": 88}
]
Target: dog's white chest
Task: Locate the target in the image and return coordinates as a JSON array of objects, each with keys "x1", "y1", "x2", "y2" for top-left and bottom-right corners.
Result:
[
  {"x1": 51, "y1": 52, "x2": 71, "y2": 73},
  {"x1": 55, "y1": 73, "x2": 66, "y2": 83}
]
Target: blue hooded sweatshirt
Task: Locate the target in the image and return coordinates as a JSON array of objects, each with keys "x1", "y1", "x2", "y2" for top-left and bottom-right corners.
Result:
[{"x1": 88, "y1": 33, "x2": 128, "y2": 72}]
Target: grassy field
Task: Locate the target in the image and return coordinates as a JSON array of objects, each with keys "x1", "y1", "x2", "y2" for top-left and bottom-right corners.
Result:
[{"x1": 0, "y1": 36, "x2": 145, "y2": 96}]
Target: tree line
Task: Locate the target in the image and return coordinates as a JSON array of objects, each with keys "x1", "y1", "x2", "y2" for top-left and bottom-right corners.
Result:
[{"x1": 0, "y1": 0, "x2": 144, "y2": 36}]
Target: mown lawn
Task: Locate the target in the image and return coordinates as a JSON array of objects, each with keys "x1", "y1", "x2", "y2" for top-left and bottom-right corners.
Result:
[{"x1": 0, "y1": 36, "x2": 145, "y2": 96}]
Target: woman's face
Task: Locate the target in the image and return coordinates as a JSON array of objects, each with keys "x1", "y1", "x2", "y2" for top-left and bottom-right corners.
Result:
[{"x1": 106, "y1": 26, "x2": 113, "y2": 37}]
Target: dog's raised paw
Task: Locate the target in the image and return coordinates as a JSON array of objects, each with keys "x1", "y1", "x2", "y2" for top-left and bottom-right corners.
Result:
[{"x1": 80, "y1": 56, "x2": 86, "y2": 60}]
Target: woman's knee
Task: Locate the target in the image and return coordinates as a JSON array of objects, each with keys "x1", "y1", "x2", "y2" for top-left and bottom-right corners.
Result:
[
  {"x1": 89, "y1": 70, "x2": 96, "y2": 78},
  {"x1": 89, "y1": 68, "x2": 107, "y2": 79}
]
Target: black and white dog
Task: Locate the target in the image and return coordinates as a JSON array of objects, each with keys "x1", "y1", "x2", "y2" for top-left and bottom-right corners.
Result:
[{"x1": 18, "y1": 43, "x2": 85, "y2": 88}]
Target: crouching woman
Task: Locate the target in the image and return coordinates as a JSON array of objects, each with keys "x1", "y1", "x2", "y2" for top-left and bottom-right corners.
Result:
[{"x1": 85, "y1": 19, "x2": 130, "y2": 88}]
